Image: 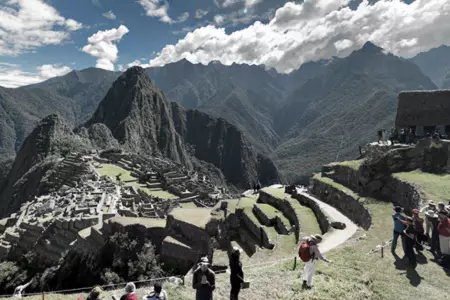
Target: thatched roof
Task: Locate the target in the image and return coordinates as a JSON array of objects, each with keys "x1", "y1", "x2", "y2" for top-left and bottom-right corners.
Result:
[{"x1": 395, "y1": 90, "x2": 450, "y2": 127}]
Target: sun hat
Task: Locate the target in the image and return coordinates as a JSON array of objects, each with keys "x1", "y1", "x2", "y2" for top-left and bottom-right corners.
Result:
[
  {"x1": 88, "y1": 286, "x2": 102, "y2": 299},
  {"x1": 310, "y1": 234, "x2": 323, "y2": 242},
  {"x1": 125, "y1": 282, "x2": 136, "y2": 294},
  {"x1": 394, "y1": 206, "x2": 404, "y2": 213},
  {"x1": 428, "y1": 200, "x2": 435, "y2": 205},
  {"x1": 425, "y1": 210, "x2": 438, "y2": 219},
  {"x1": 200, "y1": 256, "x2": 210, "y2": 265}
]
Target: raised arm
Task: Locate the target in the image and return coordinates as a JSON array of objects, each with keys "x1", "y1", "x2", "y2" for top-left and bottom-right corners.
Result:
[{"x1": 311, "y1": 245, "x2": 330, "y2": 263}]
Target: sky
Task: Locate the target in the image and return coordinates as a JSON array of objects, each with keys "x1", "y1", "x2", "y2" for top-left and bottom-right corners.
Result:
[{"x1": 0, "y1": 0, "x2": 448, "y2": 88}]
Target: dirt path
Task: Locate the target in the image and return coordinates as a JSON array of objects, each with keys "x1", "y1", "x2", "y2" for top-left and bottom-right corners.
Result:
[{"x1": 295, "y1": 187, "x2": 358, "y2": 254}]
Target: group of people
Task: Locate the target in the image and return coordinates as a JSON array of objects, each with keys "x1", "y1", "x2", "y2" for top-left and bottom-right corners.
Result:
[
  {"x1": 378, "y1": 128, "x2": 415, "y2": 145},
  {"x1": 392, "y1": 201, "x2": 450, "y2": 268},
  {"x1": 192, "y1": 248, "x2": 245, "y2": 300},
  {"x1": 80, "y1": 281, "x2": 168, "y2": 300},
  {"x1": 252, "y1": 182, "x2": 261, "y2": 194}
]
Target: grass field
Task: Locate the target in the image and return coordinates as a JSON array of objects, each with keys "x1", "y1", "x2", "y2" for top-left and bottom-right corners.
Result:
[
  {"x1": 334, "y1": 159, "x2": 364, "y2": 170},
  {"x1": 394, "y1": 170, "x2": 450, "y2": 204},
  {"x1": 95, "y1": 164, "x2": 179, "y2": 200}
]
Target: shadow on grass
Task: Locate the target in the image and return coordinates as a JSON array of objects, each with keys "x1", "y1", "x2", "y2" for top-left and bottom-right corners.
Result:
[{"x1": 393, "y1": 254, "x2": 424, "y2": 287}]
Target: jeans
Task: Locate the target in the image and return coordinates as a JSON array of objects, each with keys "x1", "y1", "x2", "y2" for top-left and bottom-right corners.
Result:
[
  {"x1": 392, "y1": 231, "x2": 406, "y2": 253},
  {"x1": 404, "y1": 237, "x2": 417, "y2": 267},
  {"x1": 230, "y1": 283, "x2": 241, "y2": 300}
]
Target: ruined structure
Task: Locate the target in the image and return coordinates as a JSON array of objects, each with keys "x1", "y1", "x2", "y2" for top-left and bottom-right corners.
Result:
[{"x1": 396, "y1": 90, "x2": 450, "y2": 136}]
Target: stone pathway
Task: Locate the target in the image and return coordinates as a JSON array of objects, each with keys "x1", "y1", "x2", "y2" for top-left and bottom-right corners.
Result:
[{"x1": 295, "y1": 187, "x2": 358, "y2": 254}]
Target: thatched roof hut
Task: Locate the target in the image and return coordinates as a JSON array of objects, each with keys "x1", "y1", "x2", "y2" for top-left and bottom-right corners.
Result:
[{"x1": 396, "y1": 90, "x2": 450, "y2": 128}]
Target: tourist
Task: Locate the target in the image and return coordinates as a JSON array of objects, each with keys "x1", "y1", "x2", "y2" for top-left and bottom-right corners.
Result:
[
  {"x1": 13, "y1": 281, "x2": 32, "y2": 299},
  {"x1": 391, "y1": 206, "x2": 406, "y2": 255},
  {"x1": 425, "y1": 210, "x2": 440, "y2": 253},
  {"x1": 377, "y1": 129, "x2": 382, "y2": 144},
  {"x1": 193, "y1": 257, "x2": 215, "y2": 300},
  {"x1": 256, "y1": 182, "x2": 261, "y2": 192},
  {"x1": 86, "y1": 287, "x2": 103, "y2": 300},
  {"x1": 412, "y1": 209, "x2": 426, "y2": 251},
  {"x1": 300, "y1": 234, "x2": 331, "y2": 289},
  {"x1": 144, "y1": 282, "x2": 169, "y2": 300},
  {"x1": 402, "y1": 217, "x2": 417, "y2": 268},
  {"x1": 112, "y1": 282, "x2": 137, "y2": 300},
  {"x1": 421, "y1": 200, "x2": 437, "y2": 237},
  {"x1": 437, "y1": 210, "x2": 450, "y2": 256},
  {"x1": 229, "y1": 247, "x2": 244, "y2": 300}
]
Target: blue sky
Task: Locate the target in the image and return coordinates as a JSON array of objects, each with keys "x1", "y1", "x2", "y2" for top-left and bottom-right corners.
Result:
[{"x1": 0, "y1": 0, "x2": 448, "y2": 87}]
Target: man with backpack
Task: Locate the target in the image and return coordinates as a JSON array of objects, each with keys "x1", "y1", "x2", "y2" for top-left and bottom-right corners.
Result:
[{"x1": 299, "y1": 234, "x2": 332, "y2": 289}]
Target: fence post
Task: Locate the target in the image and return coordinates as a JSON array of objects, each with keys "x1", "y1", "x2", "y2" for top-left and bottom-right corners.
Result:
[
  {"x1": 293, "y1": 256, "x2": 297, "y2": 270},
  {"x1": 42, "y1": 292, "x2": 45, "y2": 300},
  {"x1": 381, "y1": 242, "x2": 384, "y2": 258},
  {"x1": 181, "y1": 276, "x2": 185, "y2": 286}
]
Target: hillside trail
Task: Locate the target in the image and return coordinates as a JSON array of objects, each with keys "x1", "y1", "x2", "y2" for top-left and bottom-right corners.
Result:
[
  {"x1": 295, "y1": 187, "x2": 358, "y2": 254},
  {"x1": 242, "y1": 184, "x2": 358, "y2": 253}
]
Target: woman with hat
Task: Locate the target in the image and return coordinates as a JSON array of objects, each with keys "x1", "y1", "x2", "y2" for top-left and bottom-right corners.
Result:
[
  {"x1": 420, "y1": 200, "x2": 437, "y2": 237},
  {"x1": 301, "y1": 234, "x2": 331, "y2": 289},
  {"x1": 437, "y1": 210, "x2": 450, "y2": 256},
  {"x1": 229, "y1": 248, "x2": 244, "y2": 300},
  {"x1": 392, "y1": 206, "x2": 406, "y2": 254},
  {"x1": 192, "y1": 256, "x2": 215, "y2": 300}
]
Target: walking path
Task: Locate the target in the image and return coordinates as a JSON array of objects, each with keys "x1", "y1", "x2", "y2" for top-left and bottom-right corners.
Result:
[{"x1": 295, "y1": 186, "x2": 358, "y2": 254}]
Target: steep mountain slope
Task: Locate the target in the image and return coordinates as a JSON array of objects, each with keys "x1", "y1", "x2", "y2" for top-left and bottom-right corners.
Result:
[
  {"x1": 147, "y1": 60, "x2": 284, "y2": 154},
  {"x1": 171, "y1": 102, "x2": 279, "y2": 186},
  {"x1": 0, "y1": 69, "x2": 120, "y2": 157},
  {"x1": 83, "y1": 66, "x2": 279, "y2": 187},
  {"x1": 411, "y1": 45, "x2": 450, "y2": 88},
  {"x1": 272, "y1": 42, "x2": 437, "y2": 182},
  {"x1": 0, "y1": 115, "x2": 72, "y2": 217}
]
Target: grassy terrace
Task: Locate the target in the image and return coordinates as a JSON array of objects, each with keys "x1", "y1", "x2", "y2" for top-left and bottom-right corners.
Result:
[
  {"x1": 394, "y1": 170, "x2": 450, "y2": 203},
  {"x1": 108, "y1": 216, "x2": 166, "y2": 228},
  {"x1": 95, "y1": 164, "x2": 179, "y2": 200},
  {"x1": 313, "y1": 174, "x2": 369, "y2": 203},
  {"x1": 256, "y1": 203, "x2": 291, "y2": 229},
  {"x1": 261, "y1": 187, "x2": 321, "y2": 236},
  {"x1": 163, "y1": 236, "x2": 190, "y2": 248},
  {"x1": 333, "y1": 159, "x2": 364, "y2": 171},
  {"x1": 169, "y1": 208, "x2": 212, "y2": 229}
]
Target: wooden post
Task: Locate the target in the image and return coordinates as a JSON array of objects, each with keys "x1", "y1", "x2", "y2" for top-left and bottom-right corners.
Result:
[
  {"x1": 181, "y1": 276, "x2": 185, "y2": 286},
  {"x1": 42, "y1": 292, "x2": 45, "y2": 300},
  {"x1": 381, "y1": 242, "x2": 384, "y2": 258},
  {"x1": 293, "y1": 256, "x2": 297, "y2": 270}
]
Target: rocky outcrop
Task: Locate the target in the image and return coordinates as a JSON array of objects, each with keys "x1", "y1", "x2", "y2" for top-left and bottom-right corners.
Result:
[
  {"x1": 171, "y1": 102, "x2": 280, "y2": 187},
  {"x1": 235, "y1": 208, "x2": 274, "y2": 249},
  {"x1": 311, "y1": 176, "x2": 372, "y2": 230},
  {"x1": 0, "y1": 115, "x2": 71, "y2": 217},
  {"x1": 76, "y1": 124, "x2": 119, "y2": 150},
  {"x1": 84, "y1": 66, "x2": 190, "y2": 166}
]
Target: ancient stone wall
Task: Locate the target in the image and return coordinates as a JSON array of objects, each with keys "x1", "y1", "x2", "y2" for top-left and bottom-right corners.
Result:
[
  {"x1": 166, "y1": 215, "x2": 210, "y2": 253},
  {"x1": 258, "y1": 191, "x2": 300, "y2": 242},
  {"x1": 311, "y1": 178, "x2": 372, "y2": 230},
  {"x1": 252, "y1": 204, "x2": 289, "y2": 234},
  {"x1": 235, "y1": 208, "x2": 273, "y2": 249}
]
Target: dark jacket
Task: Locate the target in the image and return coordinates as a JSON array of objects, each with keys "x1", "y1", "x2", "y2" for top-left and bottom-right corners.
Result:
[
  {"x1": 230, "y1": 261, "x2": 244, "y2": 285},
  {"x1": 193, "y1": 267, "x2": 215, "y2": 300}
]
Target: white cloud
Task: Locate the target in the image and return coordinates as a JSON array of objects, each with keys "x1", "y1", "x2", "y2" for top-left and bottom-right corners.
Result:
[
  {"x1": 223, "y1": 0, "x2": 240, "y2": 8},
  {"x1": 214, "y1": 15, "x2": 225, "y2": 25},
  {"x1": 138, "y1": 0, "x2": 189, "y2": 24},
  {"x1": 245, "y1": 0, "x2": 261, "y2": 8},
  {"x1": 82, "y1": 25, "x2": 129, "y2": 71},
  {"x1": 0, "y1": 0, "x2": 83, "y2": 56},
  {"x1": 149, "y1": 0, "x2": 450, "y2": 74},
  {"x1": 222, "y1": 0, "x2": 261, "y2": 8},
  {"x1": 176, "y1": 12, "x2": 189, "y2": 23},
  {"x1": 92, "y1": 0, "x2": 102, "y2": 7},
  {"x1": 0, "y1": 64, "x2": 72, "y2": 88},
  {"x1": 195, "y1": 9, "x2": 208, "y2": 19},
  {"x1": 102, "y1": 10, "x2": 117, "y2": 20}
]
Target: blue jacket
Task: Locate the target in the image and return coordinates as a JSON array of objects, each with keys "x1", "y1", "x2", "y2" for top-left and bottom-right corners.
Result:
[{"x1": 393, "y1": 213, "x2": 406, "y2": 233}]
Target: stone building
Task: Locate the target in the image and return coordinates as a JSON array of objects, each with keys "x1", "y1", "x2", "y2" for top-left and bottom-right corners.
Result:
[{"x1": 396, "y1": 90, "x2": 450, "y2": 136}]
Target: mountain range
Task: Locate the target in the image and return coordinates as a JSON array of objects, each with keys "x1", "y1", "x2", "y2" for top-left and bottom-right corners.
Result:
[{"x1": 0, "y1": 41, "x2": 447, "y2": 184}]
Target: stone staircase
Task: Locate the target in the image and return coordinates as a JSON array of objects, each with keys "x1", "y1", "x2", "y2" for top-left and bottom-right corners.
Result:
[{"x1": 48, "y1": 153, "x2": 91, "y2": 191}]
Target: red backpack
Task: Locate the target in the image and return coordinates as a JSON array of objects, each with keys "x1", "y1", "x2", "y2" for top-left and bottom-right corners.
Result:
[{"x1": 299, "y1": 240, "x2": 314, "y2": 262}]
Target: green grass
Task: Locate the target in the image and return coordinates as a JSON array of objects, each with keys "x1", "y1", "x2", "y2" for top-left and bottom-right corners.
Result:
[
  {"x1": 334, "y1": 159, "x2": 364, "y2": 171},
  {"x1": 169, "y1": 208, "x2": 212, "y2": 229},
  {"x1": 313, "y1": 174, "x2": 368, "y2": 203},
  {"x1": 95, "y1": 164, "x2": 179, "y2": 200},
  {"x1": 256, "y1": 203, "x2": 291, "y2": 230},
  {"x1": 180, "y1": 201, "x2": 198, "y2": 209},
  {"x1": 394, "y1": 170, "x2": 450, "y2": 203}
]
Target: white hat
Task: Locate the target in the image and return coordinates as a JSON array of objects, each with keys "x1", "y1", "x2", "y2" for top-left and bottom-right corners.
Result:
[
  {"x1": 425, "y1": 210, "x2": 438, "y2": 219},
  {"x1": 310, "y1": 234, "x2": 323, "y2": 242},
  {"x1": 200, "y1": 256, "x2": 209, "y2": 265},
  {"x1": 428, "y1": 200, "x2": 435, "y2": 205}
]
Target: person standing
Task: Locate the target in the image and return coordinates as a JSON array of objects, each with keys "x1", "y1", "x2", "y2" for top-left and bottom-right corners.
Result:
[
  {"x1": 193, "y1": 257, "x2": 216, "y2": 300},
  {"x1": 412, "y1": 209, "x2": 426, "y2": 251},
  {"x1": 299, "y1": 234, "x2": 332, "y2": 289},
  {"x1": 421, "y1": 200, "x2": 437, "y2": 238},
  {"x1": 402, "y1": 217, "x2": 417, "y2": 268},
  {"x1": 229, "y1": 248, "x2": 244, "y2": 300},
  {"x1": 437, "y1": 210, "x2": 450, "y2": 256},
  {"x1": 391, "y1": 206, "x2": 406, "y2": 255}
]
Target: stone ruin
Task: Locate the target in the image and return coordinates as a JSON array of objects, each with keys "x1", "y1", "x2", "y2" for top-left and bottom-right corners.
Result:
[{"x1": 0, "y1": 150, "x2": 231, "y2": 270}]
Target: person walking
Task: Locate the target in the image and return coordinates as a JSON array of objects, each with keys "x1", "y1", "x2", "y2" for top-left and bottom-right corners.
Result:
[
  {"x1": 412, "y1": 209, "x2": 426, "y2": 251},
  {"x1": 391, "y1": 206, "x2": 406, "y2": 255},
  {"x1": 229, "y1": 248, "x2": 244, "y2": 300},
  {"x1": 193, "y1": 257, "x2": 216, "y2": 300},
  {"x1": 421, "y1": 200, "x2": 437, "y2": 238},
  {"x1": 437, "y1": 210, "x2": 450, "y2": 256},
  {"x1": 299, "y1": 234, "x2": 332, "y2": 289},
  {"x1": 402, "y1": 217, "x2": 417, "y2": 268}
]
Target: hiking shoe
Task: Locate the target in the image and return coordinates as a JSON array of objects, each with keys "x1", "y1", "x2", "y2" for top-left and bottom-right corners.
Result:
[{"x1": 302, "y1": 281, "x2": 307, "y2": 289}]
